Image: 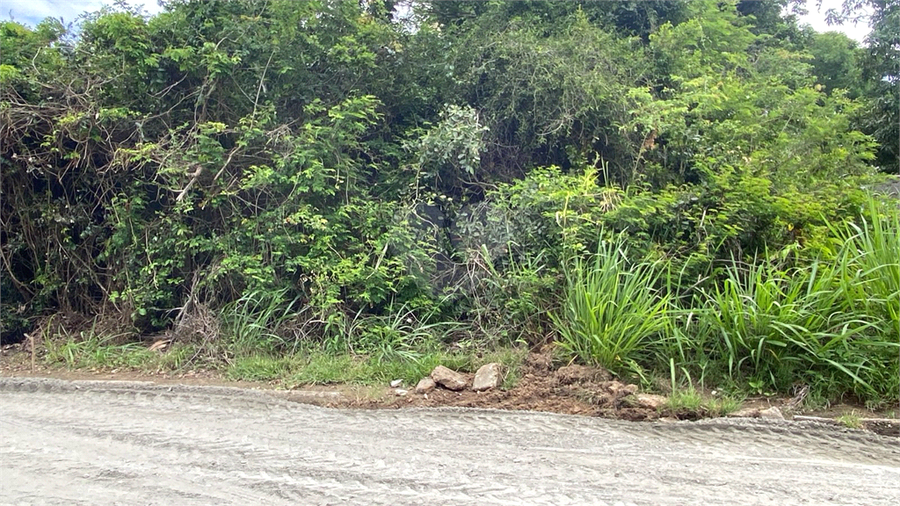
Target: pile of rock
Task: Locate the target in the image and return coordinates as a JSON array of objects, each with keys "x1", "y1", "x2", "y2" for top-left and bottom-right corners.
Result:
[{"x1": 391, "y1": 363, "x2": 503, "y2": 396}]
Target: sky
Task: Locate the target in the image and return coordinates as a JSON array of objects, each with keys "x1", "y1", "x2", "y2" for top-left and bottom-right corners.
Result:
[
  {"x1": 1, "y1": 0, "x2": 163, "y2": 26},
  {"x1": 1, "y1": 0, "x2": 874, "y2": 44},
  {"x1": 795, "y1": 0, "x2": 872, "y2": 43}
]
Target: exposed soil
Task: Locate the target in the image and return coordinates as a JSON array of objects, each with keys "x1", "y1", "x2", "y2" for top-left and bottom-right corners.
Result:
[
  {"x1": 2, "y1": 341, "x2": 897, "y2": 436},
  {"x1": 355, "y1": 350, "x2": 660, "y2": 422}
]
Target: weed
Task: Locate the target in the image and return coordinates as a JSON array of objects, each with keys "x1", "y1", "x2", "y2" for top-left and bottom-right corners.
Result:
[
  {"x1": 665, "y1": 389, "x2": 703, "y2": 412},
  {"x1": 552, "y1": 234, "x2": 670, "y2": 374},
  {"x1": 290, "y1": 354, "x2": 361, "y2": 384},
  {"x1": 836, "y1": 411, "x2": 864, "y2": 430},
  {"x1": 461, "y1": 245, "x2": 556, "y2": 346},
  {"x1": 287, "y1": 351, "x2": 464, "y2": 386},
  {"x1": 43, "y1": 316, "x2": 147, "y2": 370},
  {"x1": 44, "y1": 331, "x2": 195, "y2": 374},
  {"x1": 349, "y1": 304, "x2": 460, "y2": 363},
  {"x1": 663, "y1": 388, "x2": 743, "y2": 418},
  {"x1": 686, "y1": 246, "x2": 897, "y2": 403},
  {"x1": 226, "y1": 355, "x2": 302, "y2": 381},
  {"x1": 218, "y1": 289, "x2": 301, "y2": 356},
  {"x1": 478, "y1": 347, "x2": 528, "y2": 389},
  {"x1": 285, "y1": 347, "x2": 526, "y2": 388},
  {"x1": 706, "y1": 396, "x2": 743, "y2": 417}
]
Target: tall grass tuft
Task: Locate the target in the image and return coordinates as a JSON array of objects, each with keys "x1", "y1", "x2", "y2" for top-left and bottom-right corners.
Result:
[
  {"x1": 828, "y1": 196, "x2": 900, "y2": 404},
  {"x1": 830, "y1": 196, "x2": 900, "y2": 339},
  {"x1": 219, "y1": 289, "x2": 300, "y2": 356},
  {"x1": 679, "y1": 195, "x2": 899, "y2": 405},
  {"x1": 552, "y1": 235, "x2": 670, "y2": 374},
  {"x1": 692, "y1": 259, "x2": 877, "y2": 395},
  {"x1": 349, "y1": 304, "x2": 460, "y2": 363}
]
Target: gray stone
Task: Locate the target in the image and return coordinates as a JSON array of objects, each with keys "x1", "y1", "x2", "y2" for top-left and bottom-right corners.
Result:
[
  {"x1": 394, "y1": 389, "x2": 408, "y2": 397},
  {"x1": 390, "y1": 379, "x2": 403, "y2": 388},
  {"x1": 759, "y1": 406, "x2": 785, "y2": 420},
  {"x1": 472, "y1": 363, "x2": 503, "y2": 392},
  {"x1": 414, "y1": 377, "x2": 436, "y2": 394},
  {"x1": 431, "y1": 366, "x2": 468, "y2": 391}
]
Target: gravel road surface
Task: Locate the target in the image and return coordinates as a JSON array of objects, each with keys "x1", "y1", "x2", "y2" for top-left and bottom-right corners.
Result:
[{"x1": 1, "y1": 377, "x2": 898, "y2": 505}]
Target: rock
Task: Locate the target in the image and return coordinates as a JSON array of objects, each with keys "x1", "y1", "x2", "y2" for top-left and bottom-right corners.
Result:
[
  {"x1": 726, "y1": 407, "x2": 761, "y2": 418},
  {"x1": 414, "y1": 377, "x2": 436, "y2": 394},
  {"x1": 633, "y1": 393, "x2": 668, "y2": 410},
  {"x1": 759, "y1": 406, "x2": 785, "y2": 420},
  {"x1": 431, "y1": 365, "x2": 468, "y2": 391},
  {"x1": 394, "y1": 389, "x2": 408, "y2": 397},
  {"x1": 472, "y1": 363, "x2": 503, "y2": 391},
  {"x1": 390, "y1": 379, "x2": 403, "y2": 388}
]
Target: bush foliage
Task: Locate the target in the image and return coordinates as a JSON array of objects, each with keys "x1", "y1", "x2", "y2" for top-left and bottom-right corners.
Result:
[{"x1": 1, "y1": 0, "x2": 897, "y2": 405}]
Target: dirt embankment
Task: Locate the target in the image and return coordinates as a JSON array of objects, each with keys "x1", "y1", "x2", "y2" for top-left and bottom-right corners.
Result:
[{"x1": 358, "y1": 351, "x2": 660, "y2": 421}]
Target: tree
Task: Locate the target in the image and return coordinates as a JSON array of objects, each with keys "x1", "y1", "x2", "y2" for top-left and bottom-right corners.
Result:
[
  {"x1": 808, "y1": 31, "x2": 864, "y2": 97},
  {"x1": 824, "y1": 0, "x2": 899, "y2": 171},
  {"x1": 0, "y1": 0, "x2": 887, "y2": 352},
  {"x1": 861, "y1": 0, "x2": 899, "y2": 171}
]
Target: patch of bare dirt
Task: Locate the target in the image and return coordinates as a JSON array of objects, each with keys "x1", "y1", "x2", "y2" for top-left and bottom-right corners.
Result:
[{"x1": 347, "y1": 348, "x2": 660, "y2": 421}]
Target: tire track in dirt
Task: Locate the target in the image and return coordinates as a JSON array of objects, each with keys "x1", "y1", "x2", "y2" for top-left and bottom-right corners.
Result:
[{"x1": 1, "y1": 377, "x2": 898, "y2": 505}]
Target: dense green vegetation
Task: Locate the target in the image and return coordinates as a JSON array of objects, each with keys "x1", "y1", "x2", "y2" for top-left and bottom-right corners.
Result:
[{"x1": 1, "y1": 0, "x2": 897, "y2": 406}]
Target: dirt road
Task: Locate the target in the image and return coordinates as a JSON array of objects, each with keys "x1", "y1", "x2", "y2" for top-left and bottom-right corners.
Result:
[{"x1": 1, "y1": 377, "x2": 898, "y2": 505}]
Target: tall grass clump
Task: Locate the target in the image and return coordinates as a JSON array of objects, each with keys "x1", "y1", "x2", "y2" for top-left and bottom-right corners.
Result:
[
  {"x1": 689, "y1": 260, "x2": 876, "y2": 395},
  {"x1": 827, "y1": 196, "x2": 900, "y2": 404},
  {"x1": 348, "y1": 304, "x2": 461, "y2": 362},
  {"x1": 218, "y1": 289, "x2": 301, "y2": 356},
  {"x1": 830, "y1": 197, "x2": 900, "y2": 338},
  {"x1": 680, "y1": 195, "x2": 899, "y2": 405},
  {"x1": 551, "y1": 235, "x2": 670, "y2": 375}
]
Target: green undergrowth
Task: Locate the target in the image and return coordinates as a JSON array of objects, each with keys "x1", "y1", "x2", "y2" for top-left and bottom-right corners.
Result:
[
  {"x1": 662, "y1": 389, "x2": 744, "y2": 418},
  {"x1": 44, "y1": 335, "x2": 196, "y2": 372},
  {"x1": 37, "y1": 316, "x2": 191, "y2": 372},
  {"x1": 39, "y1": 325, "x2": 528, "y2": 390},
  {"x1": 553, "y1": 196, "x2": 900, "y2": 408},
  {"x1": 4, "y1": 0, "x2": 899, "y2": 419},
  {"x1": 31, "y1": 194, "x2": 900, "y2": 410},
  {"x1": 228, "y1": 347, "x2": 527, "y2": 388}
]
